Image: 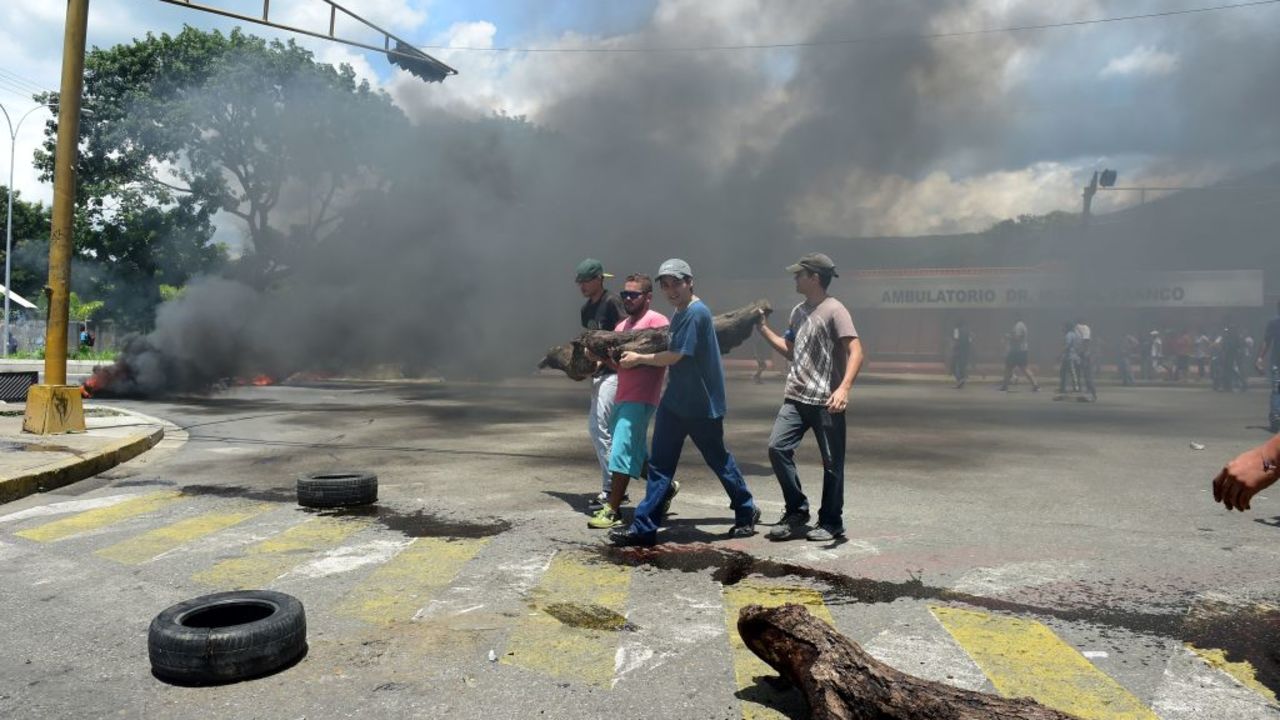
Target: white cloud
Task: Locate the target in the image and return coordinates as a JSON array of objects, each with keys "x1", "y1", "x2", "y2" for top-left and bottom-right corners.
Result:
[{"x1": 1100, "y1": 46, "x2": 1178, "y2": 78}]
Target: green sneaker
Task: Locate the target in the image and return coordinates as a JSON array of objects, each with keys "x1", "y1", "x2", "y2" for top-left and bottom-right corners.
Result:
[{"x1": 588, "y1": 506, "x2": 623, "y2": 529}]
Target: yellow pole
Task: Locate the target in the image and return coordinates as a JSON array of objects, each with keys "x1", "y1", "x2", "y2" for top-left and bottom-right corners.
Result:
[{"x1": 23, "y1": 0, "x2": 89, "y2": 434}]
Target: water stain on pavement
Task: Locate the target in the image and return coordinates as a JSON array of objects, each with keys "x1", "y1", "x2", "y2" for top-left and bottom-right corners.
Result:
[
  {"x1": 178, "y1": 483, "x2": 511, "y2": 539},
  {"x1": 0, "y1": 441, "x2": 80, "y2": 454},
  {"x1": 542, "y1": 602, "x2": 637, "y2": 632},
  {"x1": 180, "y1": 484, "x2": 296, "y2": 503},
  {"x1": 600, "y1": 543, "x2": 1280, "y2": 696},
  {"x1": 310, "y1": 505, "x2": 511, "y2": 539}
]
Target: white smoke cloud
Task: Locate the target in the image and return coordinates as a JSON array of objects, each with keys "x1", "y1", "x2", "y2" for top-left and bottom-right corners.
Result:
[{"x1": 1100, "y1": 45, "x2": 1178, "y2": 78}]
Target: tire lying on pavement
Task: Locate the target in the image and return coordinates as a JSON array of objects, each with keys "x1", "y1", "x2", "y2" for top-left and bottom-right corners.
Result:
[
  {"x1": 149, "y1": 590, "x2": 307, "y2": 685},
  {"x1": 296, "y1": 471, "x2": 377, "y2": 508}
]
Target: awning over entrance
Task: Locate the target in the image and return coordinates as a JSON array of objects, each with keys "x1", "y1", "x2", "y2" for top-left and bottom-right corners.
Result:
[{"x1": 1, "y1": 283, "x2": 37, "y2": 310}]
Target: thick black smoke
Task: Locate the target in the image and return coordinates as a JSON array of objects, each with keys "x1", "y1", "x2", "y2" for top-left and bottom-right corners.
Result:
[{"x1": 96, "y1": 0, "x2": 1280, "y2": 394}]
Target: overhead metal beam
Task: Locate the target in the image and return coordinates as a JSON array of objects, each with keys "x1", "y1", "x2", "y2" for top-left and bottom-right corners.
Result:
[{"x1": 156, "y1": 0, "x2": 457, "y2": 80}]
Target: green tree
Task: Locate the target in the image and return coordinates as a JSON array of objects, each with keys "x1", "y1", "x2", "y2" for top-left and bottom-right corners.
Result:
[
  {"x1": 0, "y1": 185, "x2": 51, "y2": 300},
  {"x1": 36, "y1": 26, "x2": 407, "y2": 291}
]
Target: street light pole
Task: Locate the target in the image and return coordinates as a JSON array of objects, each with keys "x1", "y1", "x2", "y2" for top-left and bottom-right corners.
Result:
[
  {"x1": 24, "y1": 0, "x2": 89, "y2": 435},
  {"x1": 1, "y1": 103, "x2": 53, "y2": 359}
]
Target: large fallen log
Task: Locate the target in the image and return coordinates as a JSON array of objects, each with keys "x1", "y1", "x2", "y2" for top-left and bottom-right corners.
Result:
[
  {"x1": 737, "y1": 604, "x2": 1081, "y2": 720},
  {"x1": 538, "y1": 299, "x2": 772, "y2": 381}
]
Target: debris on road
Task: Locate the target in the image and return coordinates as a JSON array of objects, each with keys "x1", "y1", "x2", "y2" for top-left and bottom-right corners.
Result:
[{"x1": 737, "y1": 603, "x2": 1082, "y2": 719}]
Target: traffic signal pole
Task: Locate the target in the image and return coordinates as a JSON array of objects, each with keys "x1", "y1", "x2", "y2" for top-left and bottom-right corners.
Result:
[{"x1": 23, "y1": 0, "x2": 89, "y2": 434}]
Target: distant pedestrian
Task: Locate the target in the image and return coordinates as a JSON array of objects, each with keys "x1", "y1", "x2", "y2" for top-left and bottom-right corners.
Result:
[
  {"x1": 1055, "y1": 322, "x2": 1081, "y2": 398},
  {"x1": 1172, "y1": 330, "x2": 1194, "y2": 382},
  {"x1": 1075, "y1": 319, "x2": 1096, "y2": 401},
  {"x1": 1258, "y1": 301, "x2": 1280, "y2": 433},
  {"x1": 1222, "y1": 319, "x2": 1244, "y2": 392},
  {"x1": 1148, "y1": 330, "x2": 1164, "y2": 382},
  {"x1": 612, "y1": 259, "x2": 760, "y2": 546},
  {"x1": 575, "y1": 258, "x2": 625, "y2": 508},
  {"x1": 756, "y1": 253, "x2": 864, "y2": 542},
  {"x1": 1118, "y1": 333, "x2": 1138, "y2": 386},
  {"x1": 1194, "y1": 329, "x2": 1211, "y2": 380},
  {"x1": 999, "y1": 316, "x2": 1039, "y2": 392},
  {"x1": 588, "y1": 274, "x2": 670, "y2": 530},
  {"x1": 949, "y1": 319, "x2": 971, "y2": 389}
]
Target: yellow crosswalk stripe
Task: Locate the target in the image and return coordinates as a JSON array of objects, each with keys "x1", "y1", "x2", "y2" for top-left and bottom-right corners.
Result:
[
  {"x1": 723, "y1": 581, "x2": 836, "y2": 720},
  {"x1": 335, "y1": 537, "x2": 489, "y2": 625},
  {"x1": 191, "y1": 516, "x2": 368, "y2": 589},
  {"x1": 502, "y1": 550, "x2": 631, "y2": 687},
  {"x1": 93, "y1": 504, "x2": 273, "y2": 565},
  {"x1": 932, "y1": 606, "x2": 1157, "y2": 720},
  {"x1": 1187, "y1": 645, "x2": 1278, "y2": 704},
  {"x1": 14, "y1": 491, "x2": 185, "y2": 542}
]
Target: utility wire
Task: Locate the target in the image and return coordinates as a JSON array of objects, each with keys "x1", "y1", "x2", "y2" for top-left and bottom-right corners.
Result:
[
  {"x1": 0, "y1": 69, "x2": 51, "y2": 95},
  {"x1": 416, "y1": 0, "x2": 1280, "y2": 53}
]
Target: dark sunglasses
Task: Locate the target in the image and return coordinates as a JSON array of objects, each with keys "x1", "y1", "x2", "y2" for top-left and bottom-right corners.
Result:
[{"x1": 619, "y1": 291, "x2": 647, "y2": 300}]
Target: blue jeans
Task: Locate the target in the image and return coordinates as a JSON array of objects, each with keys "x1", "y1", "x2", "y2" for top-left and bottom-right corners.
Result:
[
  {"x1": 768, "y1": 400, "x2": 846, "y2": 531},
  {"x1": 1269, "y1": 365, "x2": 1280, "y2": 431},
  {"x1": 628, "y1": 405, "x2": 757, "y2": 541}
]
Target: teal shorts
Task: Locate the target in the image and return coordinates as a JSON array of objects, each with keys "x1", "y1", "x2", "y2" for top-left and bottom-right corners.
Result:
[{"x1": 607, "y1": 402, "x2": 655, "y2": 479}]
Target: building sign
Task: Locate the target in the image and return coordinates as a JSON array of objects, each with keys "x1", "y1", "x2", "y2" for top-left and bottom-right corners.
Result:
[{"x1": 845, "y1": 270, "x2": 1262, "y2": 309}]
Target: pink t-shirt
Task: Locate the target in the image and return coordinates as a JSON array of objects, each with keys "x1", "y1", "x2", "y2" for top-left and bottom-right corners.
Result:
[{"x1": 616, "y1": 309, "x2": 670, "y2": 406}]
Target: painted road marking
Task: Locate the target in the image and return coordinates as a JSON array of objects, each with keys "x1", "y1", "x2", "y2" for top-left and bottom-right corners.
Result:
[
  {"x1": 334, "y1": 537, "x2": 489, "y2": 625},
  {"x1": 502, "y1": 550, "x2": 632, "y2": 688},
  {"x1": 931, "y1": 606, "x2": 1156, "y2": 720},
  {"x1": 1186, "y1": 645, "x2": 1278, "y2": 704},
  {"x1": 93, "y1": 504, "x2": 273, "y2": 565},
  {"x1": 1151, "y1": 646, "x2": 1280, "y2": 719},
  {"x1": 864, "y1": 610, "x2": 990, "y2": 692},
  {"x1": 14, "y1": 491, "x2": 184, "y2": 542},
  {"x1": 723, "y1": 580, "x2": 836, "y2": 720},
  {"x1": 191, "y1": 516, "x2": 368, "y2": 589},
  {"x1": 0, "y1": 493, "x2": 139, "y2": 524}
]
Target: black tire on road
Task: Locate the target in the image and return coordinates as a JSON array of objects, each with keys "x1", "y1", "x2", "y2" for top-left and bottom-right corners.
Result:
[
  {"x1": 296, "y1": 471, "x2": 378, "y2": 508},
  {"x1": 148, "y1": 590, "x2": 307, "y2": 685}
]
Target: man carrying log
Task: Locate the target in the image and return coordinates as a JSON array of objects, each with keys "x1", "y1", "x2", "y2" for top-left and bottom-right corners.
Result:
[
  {"x1": 575, "y1": 258, "x2": 626, "y2": 509},
  {"x1": 588, "y1": 273, "x2": 670, "y2": 529},
  {"x1": 756, "y1": 253, "x2": 863, "y2": 542},
  {"x1": 610, "y1": 258, "x2": 761, "y2": 546}
]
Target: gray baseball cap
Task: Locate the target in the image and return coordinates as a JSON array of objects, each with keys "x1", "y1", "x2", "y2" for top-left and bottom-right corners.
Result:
[
  {"x1": 785, "y1": 252, "x2": 838, "y2": 277},
  {"x1": 656, "y1": 258, "x2": 693, "y2": 280}
]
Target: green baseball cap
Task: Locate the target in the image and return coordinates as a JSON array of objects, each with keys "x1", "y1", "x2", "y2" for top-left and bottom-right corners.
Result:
[{"x1": 574, "y1": 258, "x2": 613, "y2": 282}]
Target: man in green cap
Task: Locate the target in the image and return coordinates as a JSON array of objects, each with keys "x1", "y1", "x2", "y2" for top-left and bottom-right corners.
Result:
[{"x1": 576, "y1": 258, "x2": 626, "y2": 508}]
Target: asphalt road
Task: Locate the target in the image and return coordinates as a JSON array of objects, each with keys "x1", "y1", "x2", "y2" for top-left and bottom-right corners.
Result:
[{"x1": 1, "y1": 374, "x2": 1278, "y2": 719}]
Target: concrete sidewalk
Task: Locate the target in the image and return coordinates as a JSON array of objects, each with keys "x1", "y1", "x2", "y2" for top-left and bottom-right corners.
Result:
[{"x1": 0, "y1": 405, "x2": 173, "y2": 504}]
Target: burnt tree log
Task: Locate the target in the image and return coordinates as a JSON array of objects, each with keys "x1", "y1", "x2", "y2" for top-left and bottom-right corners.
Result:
[
  {"x1": 737, "y1": 604, "x2": 1082, "y2": 720},
  {"x1": 538, "y1": 299, "x2": 772, "y2": 381}
]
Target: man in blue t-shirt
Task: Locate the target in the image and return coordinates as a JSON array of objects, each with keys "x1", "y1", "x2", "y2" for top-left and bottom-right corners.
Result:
[
  {"x1": 1257, "y1": 300, "x2": 1280, "y2": 433},
  {"x1": 611, "y1": 258, "x2": 759, "y2": 546}
]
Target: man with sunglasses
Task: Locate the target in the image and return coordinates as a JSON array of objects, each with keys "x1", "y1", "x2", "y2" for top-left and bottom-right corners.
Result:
[
  {"x1": 576, "y1": 258, "x2": 626, "y2": 508},
  {"x1": 610, "y1": 258, "x2": 760, "y2": 546},
  {"x1": 588, "y1": 274, "x2": 671, "y2": 529}
]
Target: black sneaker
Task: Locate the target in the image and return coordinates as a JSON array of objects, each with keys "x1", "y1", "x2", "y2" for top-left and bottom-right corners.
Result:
[
  {"x1": 806, "y1": 526, "x2": 846, "y2": 542},
  {"x1": 608, "y1": 528, "x2": 655, "y2": 547},
  {"x1": 728, "y1": 507, "x2": 762, "y2": 539},
  {"x1": 656, "y1": 480, "x2": 680, "y2": 520},
  {"x1": 765, "y1": 511, "x2": 810, "y2": 541}
]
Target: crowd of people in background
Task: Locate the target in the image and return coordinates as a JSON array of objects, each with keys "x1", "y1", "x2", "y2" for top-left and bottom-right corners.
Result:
[
  {"x1": 944, "y1": 300, "x2": 1280, "y2": 431},
  {"x1": 1117, "y1": 318, "x2": 1258, "y2": 391}
]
